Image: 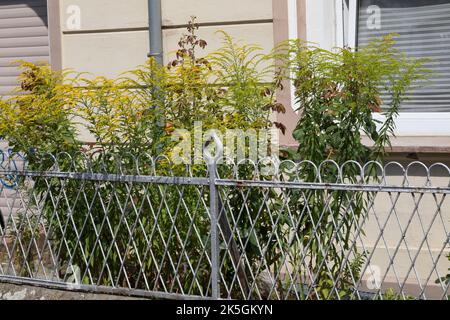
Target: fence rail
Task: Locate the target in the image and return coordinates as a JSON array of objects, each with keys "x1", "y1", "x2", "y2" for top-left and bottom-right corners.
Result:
[{"x1": 0, "y1": 144, "x2": 449, "y2": 300}]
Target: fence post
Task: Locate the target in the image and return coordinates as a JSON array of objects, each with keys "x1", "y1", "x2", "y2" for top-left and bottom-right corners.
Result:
[{"x1": 204, "y1": 132, "x2": 223, "y2": 300}]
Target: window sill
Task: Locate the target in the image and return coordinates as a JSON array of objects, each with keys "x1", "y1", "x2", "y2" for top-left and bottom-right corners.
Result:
[
  {"x1": 361, "y1": 136, "x2": 450, "y2": 154},
  {"x1": 282, "y1": 136, "x2": 450, "y2": 164},
  {"x1": 362, "y1": 136, "x2": 450, "y2": 164}
]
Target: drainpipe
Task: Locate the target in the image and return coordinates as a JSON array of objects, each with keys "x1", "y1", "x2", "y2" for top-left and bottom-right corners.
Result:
[
  {"x1": 148, "y1": 0, "x2": 163, "y2": 65},
  {"x1": 147, "y1": 0, "x2": 164, "y2": 154}
]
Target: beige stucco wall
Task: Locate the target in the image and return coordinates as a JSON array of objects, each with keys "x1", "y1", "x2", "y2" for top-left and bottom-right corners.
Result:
[
  {"x1": 57, "y1": 0, "x2": 275, "y2": 142},
  {"x1": 59, "y1": 0, "x2": 274, "y2": 78},
  {"x1": 57, "y1": 0, "x2": 336, "y2": 83},
  {"x1": 56, "y1": 0, "x2": 333, "y2": 145}
]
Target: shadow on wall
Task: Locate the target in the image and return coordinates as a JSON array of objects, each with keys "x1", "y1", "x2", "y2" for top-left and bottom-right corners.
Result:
[{"x1": 0, "y1": 0, "x2": 49, "y2": 26}]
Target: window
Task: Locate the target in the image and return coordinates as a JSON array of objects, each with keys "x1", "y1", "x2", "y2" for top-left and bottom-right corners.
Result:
[{"x1": 343, "y1": 0, "x2": 450, "y2": 135}]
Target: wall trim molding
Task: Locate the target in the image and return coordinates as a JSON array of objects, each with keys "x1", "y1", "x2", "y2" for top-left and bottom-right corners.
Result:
[
  {"x1": 47, "y1": 0, "x2": 62, "y2": 71},
  {"x1": 62, "y1": 19, "x2": 274, "y2": 35},
  {"x1": 272, "y1": 0, "x2": 306, "y2": 147}
]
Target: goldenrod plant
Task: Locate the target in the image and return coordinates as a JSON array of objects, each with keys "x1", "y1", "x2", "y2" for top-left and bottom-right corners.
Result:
[
  {"x1": 287, "y1": 35, "x2": 427, "y2": 165},
  {"x1": 0, "y1": 62, "x2": 81, "y2": 155},
  {"x1": 279, "y1": 35, "x2": 427, "y2": 299},
  {"x1": 0, "y1": 18, "x2": 286, "y2": 295}
]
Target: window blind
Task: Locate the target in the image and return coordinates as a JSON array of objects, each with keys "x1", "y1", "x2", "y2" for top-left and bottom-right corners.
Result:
[
  {"x1": 358, "y1": 0, "x2": 450, "y2": 112},
  {"x1": 0, "y1": 0, "x2": 49, "y2": 96}
]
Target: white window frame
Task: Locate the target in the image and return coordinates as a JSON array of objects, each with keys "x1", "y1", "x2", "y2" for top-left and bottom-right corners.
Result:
[{"x1": 339, "y1": 0, "x2": 450, "y2": 136}]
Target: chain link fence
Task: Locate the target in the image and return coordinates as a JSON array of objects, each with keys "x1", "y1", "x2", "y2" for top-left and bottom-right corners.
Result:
[{"x1": 0, "y1": 141, "x2": 449, "y2": 300}]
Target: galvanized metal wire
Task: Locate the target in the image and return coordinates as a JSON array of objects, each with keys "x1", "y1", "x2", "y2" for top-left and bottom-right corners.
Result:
[{"x1": 0, "y1": 145, "x2": 449, "y2": 300}]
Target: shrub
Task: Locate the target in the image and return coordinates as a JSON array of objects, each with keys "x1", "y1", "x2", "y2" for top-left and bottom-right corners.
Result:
[
  {"x1": 281, "y1": 35, "x2": 427, "y2": 299},
  {"x1": 0, "y1": 18, "x2": 286, "y2": 296},
  {"x1": 0, "y1": 62, "x2": 81, "y2": 155},
  {"x1": 436, "y1": 253, "x2": 450, "y2": 287},
  {"x1": 0, "y1": 23, "x2": 430, "y2": 299},
  {"x1": 288, "y1": 35, "x2": 427, "y2": 164}
]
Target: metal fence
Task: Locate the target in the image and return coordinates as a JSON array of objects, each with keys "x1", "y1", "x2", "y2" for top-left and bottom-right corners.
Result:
[{"x1": 0, "y1": 142, "x2": 449, "y2": 300}]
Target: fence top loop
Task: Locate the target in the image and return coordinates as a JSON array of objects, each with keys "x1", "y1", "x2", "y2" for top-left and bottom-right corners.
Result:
[
  {"x1": 1, "y1": 146, "x2": 450, "y2": 189},
  {"x1": 317, "y1": 160, "x2": 341, "y2": 183}
]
